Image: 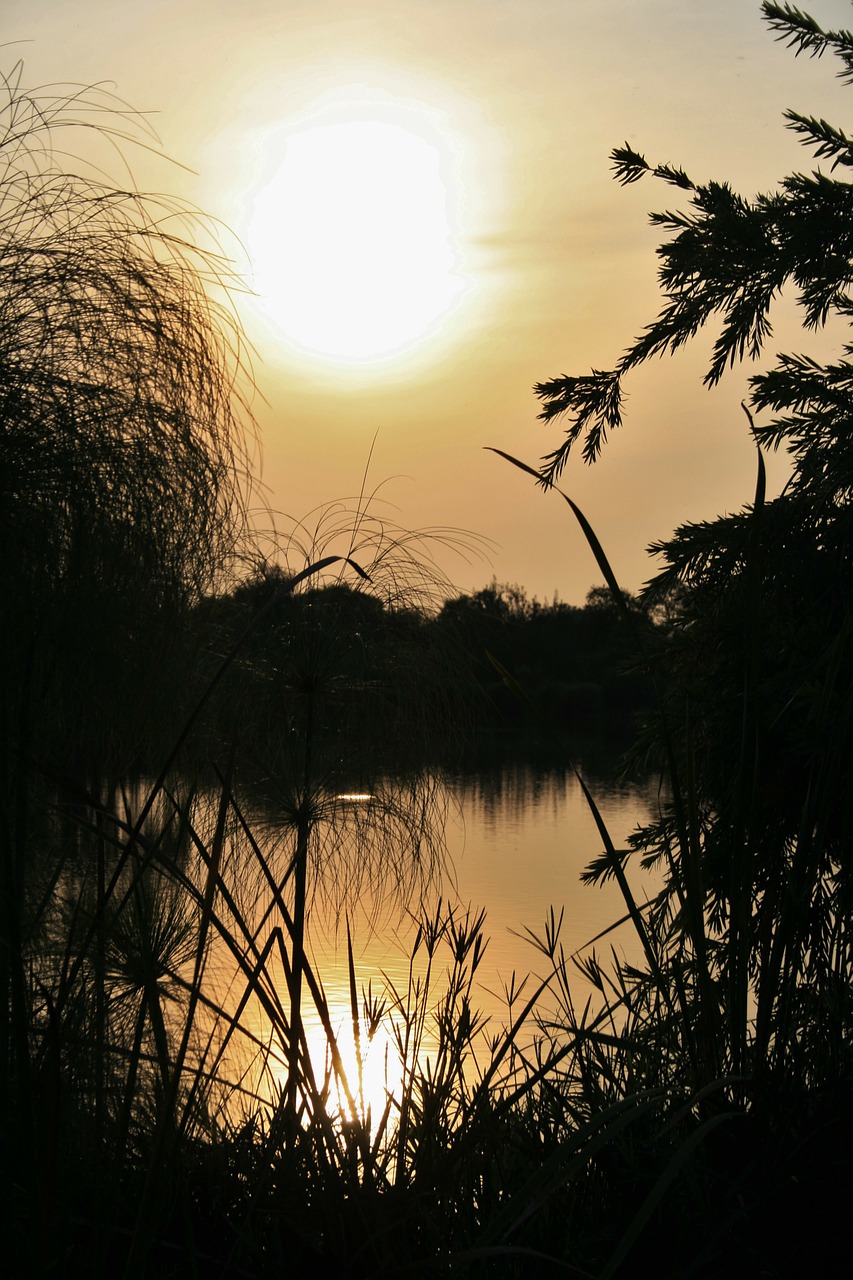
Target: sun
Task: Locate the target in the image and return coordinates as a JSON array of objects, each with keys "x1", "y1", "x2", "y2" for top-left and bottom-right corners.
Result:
[{"x1": 247, "y1": 118, "x2": 466, "y2": 362}]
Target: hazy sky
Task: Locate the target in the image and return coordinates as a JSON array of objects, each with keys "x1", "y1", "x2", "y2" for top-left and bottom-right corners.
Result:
[{"x1": 7, "y1": 0, "x2": 853, "y2": 603}]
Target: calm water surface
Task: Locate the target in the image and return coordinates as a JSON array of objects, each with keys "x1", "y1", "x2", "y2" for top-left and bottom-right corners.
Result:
[
  {"x1": 446, "y1": 761, "x2": 660, "y2": 982},
  {"x1": 49, "y1": 753, "x2": 663, "y2": 1118},
  {"x1": 306, "y1": 753, "x2": 662, "y2": 1035},
  {"x1": 185, "y1": 746, "x2": 665, "y2": 1113}
]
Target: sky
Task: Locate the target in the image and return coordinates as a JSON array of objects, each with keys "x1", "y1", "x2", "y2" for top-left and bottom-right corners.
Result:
[{"x1": 6, "y1": 0, "x2": 853, "y2": 605}]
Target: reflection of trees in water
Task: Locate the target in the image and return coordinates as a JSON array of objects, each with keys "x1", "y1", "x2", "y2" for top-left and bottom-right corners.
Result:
[{"x1": 449, "y1": 729, "x2": 660, "y2": 823}]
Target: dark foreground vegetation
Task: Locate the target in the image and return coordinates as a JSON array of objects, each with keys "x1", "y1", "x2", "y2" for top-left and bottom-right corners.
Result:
[{"x1": 3, "y1": 5, "x2": 853, "y2": 1275}]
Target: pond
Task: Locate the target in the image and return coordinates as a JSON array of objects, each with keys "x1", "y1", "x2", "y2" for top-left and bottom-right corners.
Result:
[
  {"x1": 448, "y1": 757, "x2": 660, "y2": 982},
  {"x1": 56, "y1": 744, "x2": 662, "y2": 1122},
  {"x1": 264, "y1": 744, "x2": 666, "y2": 1114}
]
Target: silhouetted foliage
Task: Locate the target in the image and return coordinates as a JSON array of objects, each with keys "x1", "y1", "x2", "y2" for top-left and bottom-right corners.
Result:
[
  {"x1": 435, "y1": 579, "x2": 655, "y2": 732},
  {"x1": 537, "y1": 0, "x2": 853, "y2": 1094},
  {"x1": 0, "y1": 66, "x2": 253, "y2": 776},
  {"x1": 13, "y1": 11, "x2": 853, "y2": 1276},
  {"x1": 204, "y1": 574, "x2": 447, "y2": 774},
  {"x1": 0, "y1": 65, "x2": 263, "y2": 1276}
]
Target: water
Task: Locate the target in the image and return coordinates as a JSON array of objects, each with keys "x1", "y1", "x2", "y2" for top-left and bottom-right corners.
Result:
[
  {"x1": 302, "y1": 752, "x2": 661, "y2": 1062},
  {"x1": 78, "y1": 751, "x2": 660, "y2": 1118},
  {"x1": 445, "y1": 760, "x2": 660, "y2": 988},
  {"x1": 40, "y1": 749, "x2": 663, "y2": 1130}
]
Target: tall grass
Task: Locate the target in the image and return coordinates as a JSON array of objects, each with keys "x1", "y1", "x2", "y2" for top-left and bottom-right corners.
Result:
[{"x1": 478, "y1": 444, "x2": 853, "y2": 1276}]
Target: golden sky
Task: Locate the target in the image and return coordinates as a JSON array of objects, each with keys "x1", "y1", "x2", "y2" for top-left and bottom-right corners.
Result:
[{"x1": 7, "y1": 0, "x2": 853, "y2": 603}]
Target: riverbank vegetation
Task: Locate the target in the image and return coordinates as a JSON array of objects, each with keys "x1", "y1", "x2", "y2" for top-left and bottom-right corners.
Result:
[
  {"x1": 3, "y1": 4, "x2": 853, "y2": 1275},
  {"x1": 195, "y1": 573, "x2": 656, "y2": 778}
]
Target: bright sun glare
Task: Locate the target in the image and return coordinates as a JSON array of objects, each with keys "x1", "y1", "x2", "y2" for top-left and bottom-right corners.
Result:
[{"x1": 248, "y1": 119, "x2": 465, "y2": 362}]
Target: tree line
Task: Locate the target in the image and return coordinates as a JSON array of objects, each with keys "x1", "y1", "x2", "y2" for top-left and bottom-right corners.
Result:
[{"x1": 191, "y1": 572, "x2": 657, "y2": 784}]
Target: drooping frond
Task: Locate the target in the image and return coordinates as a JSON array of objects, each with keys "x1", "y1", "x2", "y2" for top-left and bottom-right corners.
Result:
[
  {"x1": 610, "y1": 144, "x2": 651, "y2": 186},
  {"x1": 534, "y1": 369, "x2": 623, "y2": 479},
  {"x1": 611, "y1": 143, "x2": 695, "y2": 191},
  {"x1": 0, "y1": 68, "x2": 257, "y2": 604}
]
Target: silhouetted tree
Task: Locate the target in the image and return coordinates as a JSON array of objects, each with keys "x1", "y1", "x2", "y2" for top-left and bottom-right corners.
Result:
[
  {"x1": 434, "y1": 580, "x2": 653, "y2": 733},
  {"x1": 536, "y1": 2, "x2": 853, "y2": 1090}
]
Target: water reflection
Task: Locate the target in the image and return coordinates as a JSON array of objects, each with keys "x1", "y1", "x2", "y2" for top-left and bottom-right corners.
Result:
[
  {"x1": 48, "y1": 749, "x2": 661, "y2": 1132},
  {"x1": 444, "y1": 755, "x2": 661, "y2": 991},
  {"x1": 301, "y1": 749, "x2": 661, "y2": 1088}
]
